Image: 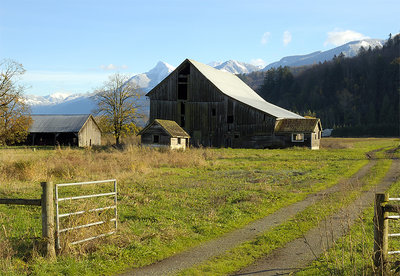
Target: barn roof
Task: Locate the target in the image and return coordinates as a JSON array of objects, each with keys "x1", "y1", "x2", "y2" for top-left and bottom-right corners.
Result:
[
  {"x1": 274, "y1": 118, "x2": 322, "y2": 133},
  {"x1": 29, "y1": 114, "x2": 92, "y2": 133},
  {"x1": 188, "y1": 59, "x2": 303, "y2": 119},
  {"x1": 138, "y1": 119, "x2": 190, "y2": 138}
]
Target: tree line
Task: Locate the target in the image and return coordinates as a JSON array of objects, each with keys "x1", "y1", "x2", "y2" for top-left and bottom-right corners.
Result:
[{"x1": 242, "y1": 34, "x2": 400, "y2": 137}]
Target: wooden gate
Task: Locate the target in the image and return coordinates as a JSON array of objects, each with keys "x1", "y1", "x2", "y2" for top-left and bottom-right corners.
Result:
[{"x1": 374, "y1": 193, "x2": 400, "y2": 273}]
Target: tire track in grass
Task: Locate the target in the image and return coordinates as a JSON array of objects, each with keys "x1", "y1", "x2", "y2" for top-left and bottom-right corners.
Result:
[
  {"x1": 235, "y1": 159, "x2": 400, "y2": 276},
  {"x1": 121, "y1": 158, "x2": 377, "y2": 276}
]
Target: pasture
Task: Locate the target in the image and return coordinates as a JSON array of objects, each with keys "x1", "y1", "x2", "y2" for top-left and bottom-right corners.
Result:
[{"x1": 0, "y1": 138, "x2": 398, "y2": 275}]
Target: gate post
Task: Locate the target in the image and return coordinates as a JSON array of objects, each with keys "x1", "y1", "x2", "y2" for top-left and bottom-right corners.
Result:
[
  {"x1": 374, "y1": 193, "x2": 388, "y2": 273},
  {"x1": 41, "y1": 181, "x2": 56, "y2": 259}
]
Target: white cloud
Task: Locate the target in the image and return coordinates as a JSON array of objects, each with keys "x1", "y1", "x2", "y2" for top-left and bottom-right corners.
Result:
[
  {"x1": 324, "y1": 29, "x2": 369, "y2": 46},
  {"x1": 283, "y1": 31, "x2": 292, "y2": 46},
  {"x1": 261, "y1": 32, "x2": 271, "y2": 45},
  {"x1": 99, "y1": 64, "x2": 129, "y2": 71},
  {"x1": 250, "y1": 58, "x2": 266, "y2": 68}
]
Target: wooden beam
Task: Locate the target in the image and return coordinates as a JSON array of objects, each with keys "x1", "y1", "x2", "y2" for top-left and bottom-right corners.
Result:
[
  {"x1": 374, "y1": 193, "x2": 388, "y2": 273},
  {"x1": 0, "y1": 198, "x2": 41, "y2": 206},
  {"x1": 384, "y1": 204, "x2": 400, "y2": 213}
]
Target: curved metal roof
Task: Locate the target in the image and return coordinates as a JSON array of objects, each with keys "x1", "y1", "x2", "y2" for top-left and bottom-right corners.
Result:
[{"x1": 188, "y1": 59, "x2": 303, "y2": 119}]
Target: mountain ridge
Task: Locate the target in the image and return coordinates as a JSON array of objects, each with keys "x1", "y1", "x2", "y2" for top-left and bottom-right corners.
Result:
[
  {"x1": 263, "y1": 38, "x2": 384, "y2": 70},
  {"x1": 26, "y1": 38, "x2": 385, "y2": 117}
]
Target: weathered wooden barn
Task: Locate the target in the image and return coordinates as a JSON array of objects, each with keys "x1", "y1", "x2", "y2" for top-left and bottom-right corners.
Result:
[
  {"x1": 138, "y1": 119, "x2": 190, "y2": 150},
  {"x1": 27, "y1": 114, "x2": 101, "y2": 147},
  {"x1": 146, "y1": 59, "x2": 321, "y2": 149}
]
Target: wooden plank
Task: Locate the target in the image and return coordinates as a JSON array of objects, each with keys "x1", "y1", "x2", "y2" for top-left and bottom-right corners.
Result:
[
  {"x1": 0, "y1": 198, "x2": 41, "y2": 206},
  {"x1": 374, "y1": 193, "x2": 388, "y2": 272},
  {"x1": 384, "y1": 204, "x2": 400, "y2": 213}
]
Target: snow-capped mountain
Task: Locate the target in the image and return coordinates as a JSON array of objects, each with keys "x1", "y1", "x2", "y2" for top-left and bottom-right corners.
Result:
[
  {"x1": 207, "y1": 61, "x2": 223, "y2": 67},
  {"x1": 26, "y1": 61, "x2": 176, "y2": 116},
  {"x1": 25, "y1": 92, "x2": 86, "y2": 106},
  {"x1": 26, "y1": 93, "x2": 97, "y2": 115},
  {"x1": 128, "y1": 61, "x2": 175, "y2": 92},
  {"x1": 214, "y1": 60, "x2": 262, "y2": 74},
  {"x1": 263, "y1": 39, "x2": 384, "y2": 70}
]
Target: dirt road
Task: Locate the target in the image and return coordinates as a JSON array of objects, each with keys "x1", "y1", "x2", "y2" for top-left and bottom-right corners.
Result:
[
  {"x1": 235, "y1": 159, "x2": 400, "y2": 275},
  {"x1": 122, "y1": 159, "x2": 380, "y2": 276}
]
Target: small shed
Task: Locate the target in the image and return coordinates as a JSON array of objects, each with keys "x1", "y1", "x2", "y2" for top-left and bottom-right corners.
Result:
[
  {"x1": 27, "y1": 114, "x2": 101, "y2": 147},
  {"x1": 274, "y1": 118, "x2": 322, "y2": 149},
  {"x1": 138, "y1": 119, "x2": 190, "y2": 150}
]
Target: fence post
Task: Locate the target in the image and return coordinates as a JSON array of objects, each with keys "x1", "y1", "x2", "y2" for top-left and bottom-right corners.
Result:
[
  {"x1": 374, "y1": 193, "x2": 388, "y2": 273},
  {"x1": 41, "y1": 181, "x2": 56, "y2": 259}
]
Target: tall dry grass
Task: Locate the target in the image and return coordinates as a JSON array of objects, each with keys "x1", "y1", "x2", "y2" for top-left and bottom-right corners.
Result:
[{"x1": 0, "y1": 146, "x2": 212, "y2": 187}]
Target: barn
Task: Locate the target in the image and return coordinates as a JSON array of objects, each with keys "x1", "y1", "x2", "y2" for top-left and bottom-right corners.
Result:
[
  {"x1": 138, "y1": 119, "x2": 190, "y2": 150},
  {"x1": 27, "y1": 114, "x2": 101, "y2": 147},
  {"x1": 146, "y1": 59, "x2": 322, "y2": 149}
]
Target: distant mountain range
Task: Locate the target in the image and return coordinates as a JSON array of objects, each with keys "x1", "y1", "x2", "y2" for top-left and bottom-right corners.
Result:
[
  {"x1": 213, "y1": 60, "x2": 262, "y2": 74},
  {"x1": 26, "y1": 38, "x2": 385, "y2": 120},
  {"x1": 263, "y1": 39, "x2": 384, "y2": 70}
]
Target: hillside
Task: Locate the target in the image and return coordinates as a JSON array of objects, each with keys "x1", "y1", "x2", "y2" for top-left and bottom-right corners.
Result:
[{"x1": 253, "y1": 34, "x2": 399, "y2": 136}]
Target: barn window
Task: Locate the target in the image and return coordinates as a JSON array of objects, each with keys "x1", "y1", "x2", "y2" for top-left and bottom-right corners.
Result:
[
  {"x1": 178, "y1": 84, "x2": 188, "y2": 100},
  {"x1": 227, "y1": 115, "x2": 234, "y2": 124},
  {"x1": 153, "y1": 135, "x2": 160, "y2": 143},
  {"x1": 291, "y1": 133, "x2": 304, "y2": 142},
  {"x1": 178, "y1": 64, "x2": 189, "y2": 100},
  {"x1": 178, "y1": 138, "x2": 181, "y2": 144},
  {"x1": 180, "y1": 102, "x2": 185, "y2": 114},
  {"x1": 180, "y1": 115, "x2": 185, "y2": 127}
]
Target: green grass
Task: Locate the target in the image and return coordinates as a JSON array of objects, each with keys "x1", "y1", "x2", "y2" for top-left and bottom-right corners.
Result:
[
  {"x1": 177, "y1": 149, "x2": 394, "y2": 275},
  {"x1": 0, "y1": 138, "x2": 397, "y2": 275},
  {"x1": 298, "y1": 157, "x2": 399, "y2": 275}
]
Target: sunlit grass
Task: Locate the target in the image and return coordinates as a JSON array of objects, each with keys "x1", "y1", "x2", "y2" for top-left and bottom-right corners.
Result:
[{"x1": 0, "y1": 138, "x2": 397, "y2": 275}]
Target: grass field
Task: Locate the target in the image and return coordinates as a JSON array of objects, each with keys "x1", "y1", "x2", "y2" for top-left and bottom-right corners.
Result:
[{"x1": 0, "y1": 138, "x2": 398, "y2": 275}]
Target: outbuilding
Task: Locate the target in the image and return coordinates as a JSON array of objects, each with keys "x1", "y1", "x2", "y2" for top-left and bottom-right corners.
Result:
[
  {"x1": 138, "y1": 119, "x2": 190, "y2": 150},
  {"x1": 27, "y1": 114, "x2": 101, "y2": 147},
  {"x1": 274, "y1": 118, "x2": 322, "y2": 149}
]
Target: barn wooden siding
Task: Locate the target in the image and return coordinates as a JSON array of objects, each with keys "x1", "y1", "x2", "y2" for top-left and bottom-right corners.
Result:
[
  {"x1": 140, "y1": 122, "x2": 188, "y2": 150},
  {"x1": 78, "y1": 116, "x2": 102, "y2": 147},
  {"x1": 148, "y1": 61, "x2": 277, "y2": 148}
]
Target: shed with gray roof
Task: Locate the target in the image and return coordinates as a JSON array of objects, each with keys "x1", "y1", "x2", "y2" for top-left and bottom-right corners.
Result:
[
  {"x1": 27, "y1": 114, "x2": 101, "y2": 147},
  {"x1": 146, "y1": 59, "x2": 321, "y2": 149}
]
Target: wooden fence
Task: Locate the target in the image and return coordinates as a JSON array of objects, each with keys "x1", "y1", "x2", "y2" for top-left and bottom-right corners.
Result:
[
  {"x1": 374, "y1": 193, "x2": 400, "y2": 273},
  {"x1": 0, "y1": 180, "x2": 118, "y2": 259},
  {"x1": 0, "y1": 182, "x2": 55, "y2": 259}
]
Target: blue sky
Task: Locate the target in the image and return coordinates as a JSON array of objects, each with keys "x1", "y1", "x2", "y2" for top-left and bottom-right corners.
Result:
[{"x1": 1, "y1": 0, "x2": 399, "y2": 96}]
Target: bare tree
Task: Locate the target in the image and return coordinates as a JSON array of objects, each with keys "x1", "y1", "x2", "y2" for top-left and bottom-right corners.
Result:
[
  {"x1": 92, "y1": 73, "x2": 142, "y2": 145},
  {"x1": 0, "y1": 59, "x2": 31, "y2": 145}
]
